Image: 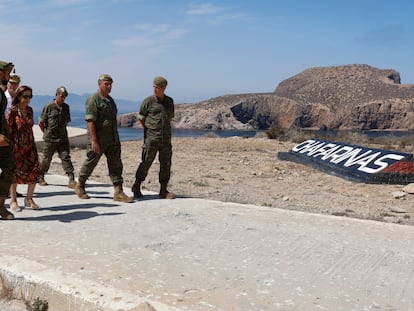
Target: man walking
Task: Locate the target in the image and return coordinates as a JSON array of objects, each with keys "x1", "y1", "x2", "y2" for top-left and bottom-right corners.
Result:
[
  {"x1": 0, "y1": 60, "x2": 16, "y2": 220},
  {"x1": 75, "y1": 74, "x2": 133, "y2": 203},
  {"x1": 5, "y1": 74, "x2": 20, "y2": 115},
  {"x1": 132, "y1": 76, "x2": 175, "y2": 199},
  {"x1": 38, "y1": 86, "x2": 77, "y2": 188}
]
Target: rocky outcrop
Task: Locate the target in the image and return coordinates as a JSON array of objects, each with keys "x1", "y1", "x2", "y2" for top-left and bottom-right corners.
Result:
[
  {"x1": 274, "y1": 64, "x2": 414, "y2": 130},
  {"x1": 118, "y1": 112, "x2": 137, "y2": 128},
  {"x1": 117, "y1": 64, "x2": 414, "y2": 130}
]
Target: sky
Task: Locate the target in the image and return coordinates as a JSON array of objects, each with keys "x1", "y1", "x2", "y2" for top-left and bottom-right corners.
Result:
[{"x1": 1, "y1": 0, "x2": 414, "y2": 104}]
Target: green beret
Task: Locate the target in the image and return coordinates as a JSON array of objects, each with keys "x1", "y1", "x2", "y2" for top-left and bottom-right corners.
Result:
[
  {"x1": 98, "y1": 73, "x2": 113, "y2": 83},
  {"x1": 153, "y1": 76, "x2": 168, "y2": 87},
  {"x1": 0, "y1": 60, "x2": 14, "y2": 73}
]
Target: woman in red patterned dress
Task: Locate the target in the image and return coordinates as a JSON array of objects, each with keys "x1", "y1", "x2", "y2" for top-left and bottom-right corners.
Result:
[{"x1": 7, "y1": 85, "x2": 42, "y2": 211}]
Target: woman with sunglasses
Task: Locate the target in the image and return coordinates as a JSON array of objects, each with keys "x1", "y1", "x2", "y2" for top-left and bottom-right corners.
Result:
[{"x1": 7, "y1": 85, "x2": 42, "y2": 211}]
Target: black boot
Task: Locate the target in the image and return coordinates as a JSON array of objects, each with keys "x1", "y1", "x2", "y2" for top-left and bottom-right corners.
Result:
[{"x1": 131, "y1": 180, "x2": 143, "y2": 198}]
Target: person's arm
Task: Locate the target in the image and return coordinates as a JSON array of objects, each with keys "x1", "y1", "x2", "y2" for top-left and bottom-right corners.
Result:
[
  {"x1": 0, "y1": 114, "x2": 8, "y2": 146},
  {"x1": 1, "y1": 109, "x2": 12, "y2": 146},
  {"x1": 38, "y1": 104, "x2": 49, "y2": 132},
  {"x1": 87, "y1": 120, "x2": 100, "y2": 154},
  {"x1": 137, "y1": 98, "x2": 148, "y2": 128},
  {"x1": 38, "y1": 121, "x2": 45, "y2": 132}
]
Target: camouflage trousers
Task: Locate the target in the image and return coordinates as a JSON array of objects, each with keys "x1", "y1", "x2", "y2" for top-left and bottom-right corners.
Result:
[
  {"x1": 135, "y1": 138, "x2": 172, "y2": 184},
  {"x1": 41, "y1": 140, "x2": 74, "y2": 176},
  {"x1": 0, "y1": 145, "x2": 15, "y2": 196},
  {"x1": 79, "y1": 142, "x2": 124, "y2": 185}
]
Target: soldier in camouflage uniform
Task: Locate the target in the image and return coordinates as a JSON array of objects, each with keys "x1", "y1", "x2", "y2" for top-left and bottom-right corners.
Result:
[
  {"x1": 38, "y1": 86, "x2": 76, "y2": 188},
  {"x1": 132, "y1": 76, "x2": 175, "y2": 199},
  {"x1": 74, "y1": 74, "x2": 133, "y2": 203},
  {"x1": 0, "y1": 60, "x2": 16, "y2": 220}
]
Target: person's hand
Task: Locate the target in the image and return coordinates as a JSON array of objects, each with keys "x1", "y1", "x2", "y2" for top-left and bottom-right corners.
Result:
[
  {"x1": 0, "y1": 134, "x2": 10, "y2": 147},
  {"x1": 91, "y1": 139, "x2": 101, "y2": 154}
]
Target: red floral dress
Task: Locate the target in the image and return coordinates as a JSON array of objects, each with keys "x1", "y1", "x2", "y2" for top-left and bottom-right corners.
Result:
[{"x1": 7, "y1": 106, "x2": 42, "y2": 184}]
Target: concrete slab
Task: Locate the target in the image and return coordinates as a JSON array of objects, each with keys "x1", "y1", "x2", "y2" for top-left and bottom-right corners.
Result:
[
  {"x1": 33, "y1": 125, "x2": 87, "y2": 148},
  {"x1": 1, "y1": 174, "x2": 414, "y2": 310}
]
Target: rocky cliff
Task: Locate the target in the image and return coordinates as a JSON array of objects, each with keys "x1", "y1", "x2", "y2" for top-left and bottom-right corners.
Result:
[{"x1": 118, "y1": 64, "x2": 414, "y2": 131}]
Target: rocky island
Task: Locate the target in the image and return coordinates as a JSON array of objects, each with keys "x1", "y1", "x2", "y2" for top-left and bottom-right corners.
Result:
[{"x1": 118, "y1": 64, "x2": 414, "y2": 131}]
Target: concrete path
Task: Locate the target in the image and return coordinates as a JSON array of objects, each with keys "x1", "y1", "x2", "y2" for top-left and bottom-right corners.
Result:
[{"x1": 1, "y1": 174, "x2": 414, "y2": 310}]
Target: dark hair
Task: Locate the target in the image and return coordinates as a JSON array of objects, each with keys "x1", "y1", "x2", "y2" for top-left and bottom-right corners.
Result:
[{"x1": 12, "y1": 85, "x2": 33, "y2": 106}]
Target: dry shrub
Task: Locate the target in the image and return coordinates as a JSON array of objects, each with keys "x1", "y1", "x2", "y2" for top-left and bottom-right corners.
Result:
[
  {"x1": 332, "y1": 131, "x2": 371, "y2": 145},
  {"x1": 265, "y1": 124, "x2": 286, "y2": 140},
  {"x1": 253, "y1": 131, "x2": 268, "y2": 139},
  {"x1": 284, "y1": 128, "x2": 313, "y2": 143},
  {"x1": 203, "y1": 131, "x2": 219, "y2": 138}
]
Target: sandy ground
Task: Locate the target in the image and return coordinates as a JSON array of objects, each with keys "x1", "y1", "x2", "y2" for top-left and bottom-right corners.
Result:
[{"x1": 44, "y1": 136, "x2": 414, "y2": 226}]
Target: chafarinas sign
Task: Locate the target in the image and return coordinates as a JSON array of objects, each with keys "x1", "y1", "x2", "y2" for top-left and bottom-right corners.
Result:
[{"x1": 278, "y1": 139, "x2": 414, "y2": 184}]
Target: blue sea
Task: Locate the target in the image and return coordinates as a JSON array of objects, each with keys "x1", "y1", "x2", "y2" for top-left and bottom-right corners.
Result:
[
  {"x1": 34, "y1": 110, "x2": 414, "y2": 142},
  {"x1": 60, "y1": 110, "x2": 260, "y2": 142}
]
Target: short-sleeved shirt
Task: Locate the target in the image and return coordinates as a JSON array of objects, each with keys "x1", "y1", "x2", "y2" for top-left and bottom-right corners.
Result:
[
  {"x1": 85, "y1": 92, "x2": 120, "y2": 145},
  {"x1": 138, "y1": 95, "x2": 174, "y2": 139},
  {"x1": 39, "y1": 101, "x2": 71, "y2": 143},
  {"x1": 5, "y1": 90, "x2": 12, "y2": 115}
]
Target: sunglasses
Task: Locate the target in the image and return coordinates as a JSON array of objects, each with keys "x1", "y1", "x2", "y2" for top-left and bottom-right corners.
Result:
[{"x1": 22, "y1": 95, "x2": 33, "y2": 99}]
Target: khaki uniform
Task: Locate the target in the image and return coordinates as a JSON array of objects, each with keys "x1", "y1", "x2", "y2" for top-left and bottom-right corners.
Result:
[
  {"x1": 78, "y1": 92, "x2": 124, "y2": 184},
  {"x1": 134, "y1": 94, "x2": 174, "y2": 184},
  {"x1": 39, "y1": 101, "x2": 74, "y2": 176}
]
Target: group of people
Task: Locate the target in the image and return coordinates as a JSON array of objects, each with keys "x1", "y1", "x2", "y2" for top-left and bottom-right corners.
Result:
[{"x1": 0, "y1": 59, "x2": 176, "y2": 221}]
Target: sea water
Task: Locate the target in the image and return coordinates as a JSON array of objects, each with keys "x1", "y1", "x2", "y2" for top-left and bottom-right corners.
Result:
[
  {"x1": 34, "y1": 110, "x2": 414, "y2": 142},
  {"x1": 49, "y1": 110, "x2": 259, "y2": 142}
]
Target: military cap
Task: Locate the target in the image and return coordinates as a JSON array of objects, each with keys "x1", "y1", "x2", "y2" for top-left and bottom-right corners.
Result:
[
  {"x1": 9, "y1": 75, "x2": 21, "y2": 83},
  {"x1": 153, "y1": 76, "x2": 168, "y2": 87},
  {"x1": 0, "y1": 60, "x2": 14, "y2": 73},
  {"x1": 98, "y1": 73, "x2": 113, "y2": 83},
  {"x1": 56, "y1": 86, "x2": 68, "y2": 96}
]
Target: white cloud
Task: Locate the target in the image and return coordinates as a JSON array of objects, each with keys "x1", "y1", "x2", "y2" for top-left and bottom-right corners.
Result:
[
  {"x1": 186, "y1": 3, "x2": 223, "y2": 15},
  {"x1": 111, "y1": 24, "x2": 189, "y2": 49},
  {"x1": 0, "y1": 0, "x2": 24, "y2": 10},
  {"x1": 134, "y1": 23, "x2": 189, "y2": 37},
  {"x1": 40, "y1": 0, "x2": 95, "y2": 8},
  {"x1": 185, "y1": 2, "x2": 249, "y2": 25},
  {"x1": 112, "y1": 35, "x2": 155, "y2": 48}
]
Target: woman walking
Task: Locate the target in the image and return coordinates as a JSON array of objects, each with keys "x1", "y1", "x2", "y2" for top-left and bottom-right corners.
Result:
[{"x1": 7, "y1": 85, "x2": 42, "y2": 211}]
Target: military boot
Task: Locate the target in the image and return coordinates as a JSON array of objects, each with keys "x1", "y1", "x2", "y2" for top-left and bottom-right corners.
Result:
[
  {"x1": 131, "y1": 180, "x2": 143, "y2": 198},
  {"x1": 74, "y1": 177, "x2": 90, "y2": 199},
  {"x1": 0, "y1": 196, "x2": 14, "y2": 220},
  {"x1": 67, "y1": 173, "x2": 77, "y2": 189},
  {"x1": 159, "y1": 183, "x2": 175, "y2": 199},
  {"x1": 113, "y1": 183, "x2": 133, "y2": 203}
]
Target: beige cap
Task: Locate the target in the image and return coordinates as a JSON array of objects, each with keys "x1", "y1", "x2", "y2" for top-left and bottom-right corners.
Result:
[
  {"x1": 0, "y1": 61, "x2": 14, "y2": 73},
  {"x1": 98, "y1": 74, "x2": 113, "y2": 83},
  {"x1": 9, "y1": 75, "x2": 21, "y2": 83},
  {"x1": 153, "y1": 76, "x2": 168, "y2": 87}
]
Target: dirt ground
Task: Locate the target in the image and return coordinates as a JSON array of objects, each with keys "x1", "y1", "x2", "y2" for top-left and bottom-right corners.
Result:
[{"x1": 46, "y1": 136, "x2": 414, "y2": 226}]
